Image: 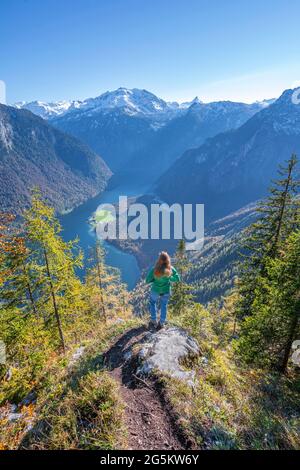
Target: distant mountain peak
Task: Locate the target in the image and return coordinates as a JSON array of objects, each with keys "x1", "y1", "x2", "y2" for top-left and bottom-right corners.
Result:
[
  {"x1": 14, "y1": 87, "x2": 275, "y2": 123},
  {"x1": 253, "y1": 97, "x2": 276, "y2": 108},
  {"x1": 191, "y1": 96, "x2": 202, "y2": 104},
  {"x1": 76, "y1": 87, "x2": 177, "y2": 121},
  {"x1": 14, "y1": 99, "x2": 82, "y2": 119}
]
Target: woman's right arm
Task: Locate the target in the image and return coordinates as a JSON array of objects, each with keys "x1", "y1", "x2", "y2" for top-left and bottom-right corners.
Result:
[
  {"x1": 146, "y1": 267, "x2": 154, "y2": 283},
  {"x1": 170, "y1": 267, "x2": 180, "y2": 282}
]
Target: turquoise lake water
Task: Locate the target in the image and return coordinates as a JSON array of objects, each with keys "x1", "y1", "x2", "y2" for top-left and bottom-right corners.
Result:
[{"x1": 60, "y1": 183, "x2": 149, "y2": 290}]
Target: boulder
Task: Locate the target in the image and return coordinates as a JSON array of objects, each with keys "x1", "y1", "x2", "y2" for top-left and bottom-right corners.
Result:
[
  {"x1": 291, "y1": 340, "x2": 300, "y2": 366},
  {"x1": 136, "y1": 326, "x2": 200, "y2": 385}
]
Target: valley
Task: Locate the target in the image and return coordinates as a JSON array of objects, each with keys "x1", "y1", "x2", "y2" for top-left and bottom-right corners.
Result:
[{"x1": 4, "y1": 86, "x2": 299, "y2": 297}]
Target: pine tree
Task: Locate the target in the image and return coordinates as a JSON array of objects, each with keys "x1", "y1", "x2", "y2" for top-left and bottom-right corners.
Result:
[
  {"x1": 0, "y1": 212, "x2": 48, "y2": 384},
  {"x1": 24, "y1": 190, "x2": 84, "y2": 352},
  {"x1": 237, "y1": 229, "x2": 300, "y2": 372},
  {"x1": 0, "y1": 213, "x2": 39, "y2": 316},
  {"x1": 0, "y1": 213, "x2": 25, "y2": 284},
  {"x1": 86, "y1": 241, "x2": 108, "y2": 321},
  {"x1": 86, "y1": 240, "x2": 131, "y2": 321},
  {"x1": 279, "y1": 230, "x2": 300, "y2": 372},
  {"x1": 210, "y1": 286, "x2": 240, "y2": 343},
  {"x1": 170, "y1": 240, "x2": 193, "y2": 316},
  {"x1": 237, "y1": 154, "x2": 300, "y2": 319},
  {"x1": 130, "y1": 279, "x2": 149, "y2": 317},
  {"x1": 94, "y1": 240, "x2": 107, "y2": 321}
]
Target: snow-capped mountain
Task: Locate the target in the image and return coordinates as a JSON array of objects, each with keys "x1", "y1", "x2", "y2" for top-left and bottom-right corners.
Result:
[
  {"x1": 14, "y1": 88, "x2": 275, "y2": 179},
  {"x1": 14, "y1": 88, "x2": 182, "y2": 123},
  {"x1": 14, "y1": 100, "x2": 82, "y2": 119},
  {"x1": 254, "y1": 98, "x2": 276, "y2": 108},
  {"x1": 77, "y1": 87, "x2": 181, "y2": 120},
  {"x1": 14, "y1": 88, "x2": 274, "y2": 123},
  {"x1": 126, "y1": 98, "x2": 269, "y2": 180},
  {"x1": 48, "y1": 88, "x2": 273, "y2": 173},
  {"x1": 156, "y1": 87, "x2": 300, "y2": 220}
]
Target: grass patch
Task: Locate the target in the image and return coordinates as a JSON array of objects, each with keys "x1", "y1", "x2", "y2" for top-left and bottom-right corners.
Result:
[
  {"x1": 163, "y1": 348, "x2": 300, "y2": 449},
  {"x1": 0, "y1": 316, "x2": 143, "y2": 450},
  {"x1": 164, "y1": 307, "x2": 300, "y2": 450},
  {"x1": 28, "y1": 371, "x2": 125, "y2": 450}
]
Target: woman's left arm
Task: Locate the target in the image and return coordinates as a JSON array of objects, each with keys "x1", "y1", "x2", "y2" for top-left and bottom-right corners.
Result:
[{"x1": 146, "y1": 268, "x2": 155, "y2": 283}]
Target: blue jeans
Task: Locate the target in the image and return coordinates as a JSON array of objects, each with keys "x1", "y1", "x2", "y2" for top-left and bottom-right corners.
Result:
[{"x1": 149, "y1": 291, "x2": 170, "y2": 324}]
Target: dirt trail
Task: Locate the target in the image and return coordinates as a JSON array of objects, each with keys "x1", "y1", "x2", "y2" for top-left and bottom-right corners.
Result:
[{"x1": 104, "y1": 326, "x2": 191, "y2": 451}]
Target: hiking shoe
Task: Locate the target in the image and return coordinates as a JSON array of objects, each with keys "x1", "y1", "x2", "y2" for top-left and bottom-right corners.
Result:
[
  {"x1": 156, "y1": 322, "x2": 166, "y2": 331},
  {"x1": 148, "y1": 320, "x2": 157, "y2": 330}
]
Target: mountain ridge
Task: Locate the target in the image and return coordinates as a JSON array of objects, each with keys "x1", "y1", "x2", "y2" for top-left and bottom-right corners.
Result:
[
  {"x1": 46, "y1": 88, "x2": 273, "y2": 175},
  {"x1": 155, "y1": 88, "x2": 300, "y2": 221},
  {"x1": 0, "y1": 104, "x2": 112, "y2": 214},
  {"x1": 14, "y1": 87, "x2": 275, "y2": 122}
]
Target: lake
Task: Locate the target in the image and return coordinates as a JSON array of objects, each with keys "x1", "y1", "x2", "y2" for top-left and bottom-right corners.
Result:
[{"x1": 60, "y1": 183, "x2": 150, "y2": 290}]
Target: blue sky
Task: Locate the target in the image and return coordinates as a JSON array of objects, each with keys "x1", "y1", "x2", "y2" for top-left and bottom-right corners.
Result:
[{"x1": 1, "y1": 0, "x2": 300, "y2": 104}]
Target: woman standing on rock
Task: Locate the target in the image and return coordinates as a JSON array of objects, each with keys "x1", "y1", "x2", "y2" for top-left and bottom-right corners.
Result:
[{"x1": 146, "y1": 251, "x2": 180, "y2": 330}]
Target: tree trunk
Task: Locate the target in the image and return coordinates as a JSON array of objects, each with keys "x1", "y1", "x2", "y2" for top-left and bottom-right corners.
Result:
[
  {"x1": 270, "y1": 158, "x2": 294, "y2": 256},
  {"x1": 43, "y1": 248, "x2": 66, "y2": 352},
  {"x1": 279, "y1": 308, "x2": 299, "y2": 373},
  {"x1": 95, "y1": 243, "x2": 107, "y2": 321},
  {"x1": 232, "y1": 312, "x2": 238, "y2": 336},
  {"x1": 22, "y1": 261, "x2": 38, "y2": 316},
  {"x1": 26, "y1": 281, "x2": 37, "y2": 315}
]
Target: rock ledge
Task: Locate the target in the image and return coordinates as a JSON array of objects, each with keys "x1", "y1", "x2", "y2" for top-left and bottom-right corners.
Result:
[{"x1": 136, "y1": 326, "x2": 200, "y2": 385}]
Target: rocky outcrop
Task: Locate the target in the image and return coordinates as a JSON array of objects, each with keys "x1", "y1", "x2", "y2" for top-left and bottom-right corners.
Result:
[{"x1": 134, "y1": 326, "x2": 200, "y2": 385}]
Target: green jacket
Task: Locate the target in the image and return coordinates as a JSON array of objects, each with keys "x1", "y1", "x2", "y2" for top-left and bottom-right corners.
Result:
[{"x1": 146, "y1": 266, "x2": 180, "y2": 294}]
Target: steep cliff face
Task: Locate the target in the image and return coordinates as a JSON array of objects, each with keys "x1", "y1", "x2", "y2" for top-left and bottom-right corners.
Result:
[
  {"x1": 0, "y1": 104, "x2": 112, "y2": 214},
  {"x1": 156, "y1": 89, "x2": 300, "y2": 221}
]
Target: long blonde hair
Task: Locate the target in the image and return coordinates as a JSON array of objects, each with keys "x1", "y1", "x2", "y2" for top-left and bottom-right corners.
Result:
[{"x1": 154, "y1": 251, "x2": 171, "y2": 278}]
